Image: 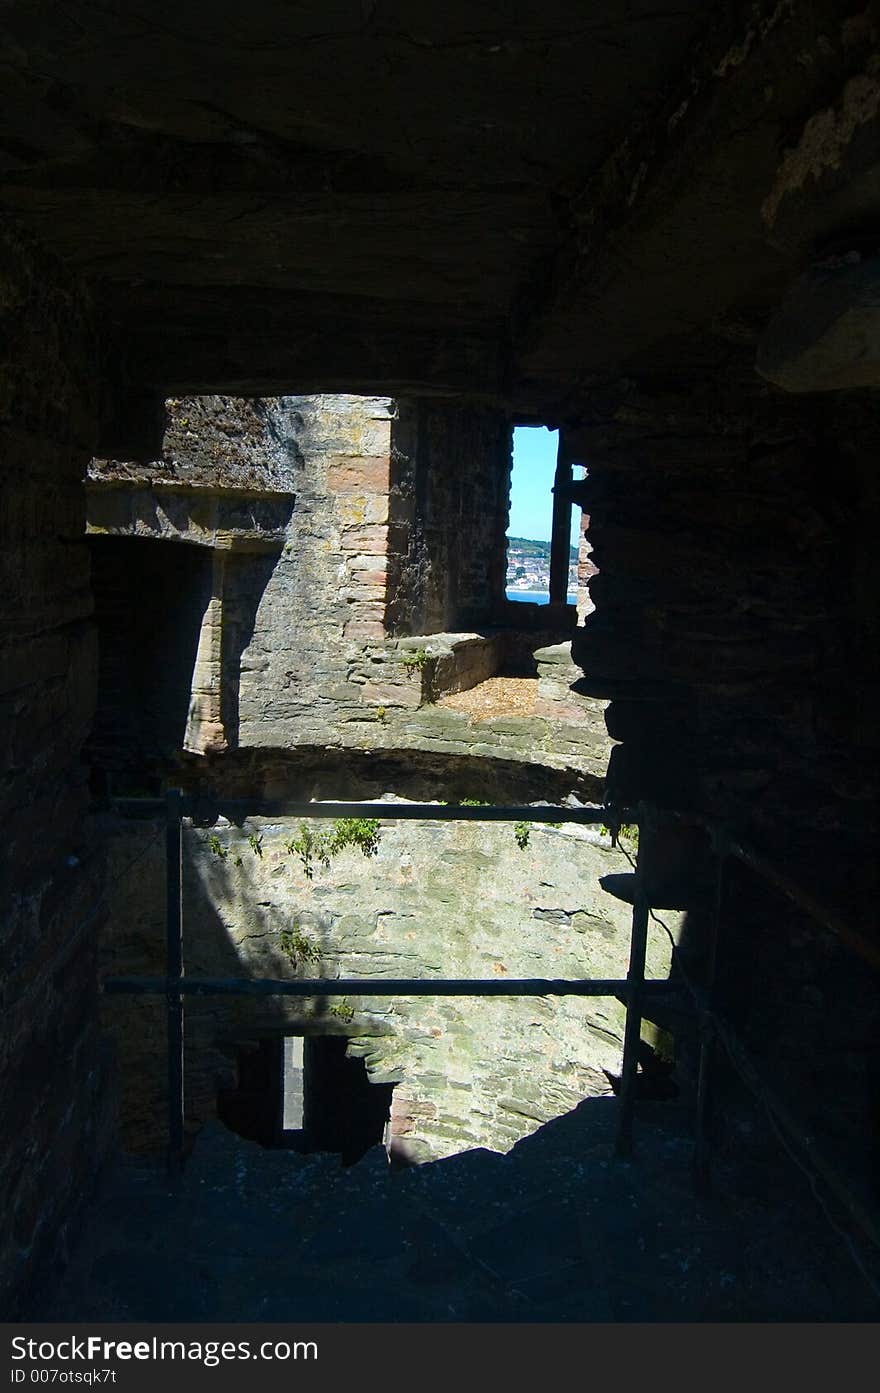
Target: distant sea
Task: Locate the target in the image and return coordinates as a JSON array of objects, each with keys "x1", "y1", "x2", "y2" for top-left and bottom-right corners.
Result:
[{"x1": 506, "y1": 589, "x2": 577, "y2": 605}]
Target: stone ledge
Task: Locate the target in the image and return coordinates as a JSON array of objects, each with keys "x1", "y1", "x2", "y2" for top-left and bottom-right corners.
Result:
[{"x1": 85, "y1": 480, "x2": 295, "y2": 552}]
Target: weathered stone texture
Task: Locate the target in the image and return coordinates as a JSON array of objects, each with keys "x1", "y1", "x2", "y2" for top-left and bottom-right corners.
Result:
[
  {"x1": 86, "y1": 394, "x2": 398, "y2": 763},
  {"x1": 100, "y1": 805, "x2": 676, "y2": 1162},
  {"x1": 1, "y1": 0, "x2": 878, "y2": 1325},
  {"x1": 85, "y1": 394, "x2": 606, "y2": 778},
  {"x1": 92, "y1": 395, "x2": 304, "y2": 490},
  {"x1": 386, "y1": 401, "x2": 511, "y2": 635},
  {"x1": 0, "y1": 220, "x2": 111, "y2": 1309},
  {"x1": 230, "y1": 395, "x2": 396, "y2": 737},
  {"x1": 228, "y1": 394, "x2": 534, "y2": 758},
  {"x1": 242, "y1": 633, "x2": 610, "y2": 781},
  {"x1": 86, "y1": 480, "x2": 295, "y2": 552}
]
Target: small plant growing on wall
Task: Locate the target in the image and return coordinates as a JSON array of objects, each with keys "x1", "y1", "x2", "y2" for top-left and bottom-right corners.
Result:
[
  {"x1": 247, "y1": 831, "x2": 264, "y2": 858},
  {"x1": 400, "y1": 646, "x2": 438, "y2": 705},
  {"x1": 285, "y1": 818, "x2": 381, "y2": 878},
  {"x1": 513, "y1": 818, "x2": 562, "y2": 850},
  {"x1": 279, "y1": 926, "x2": 321, "y2": 969},
  {"x1": 401, "y1": 647, "x2": 429, "y2": 671},
  {"x1": 600, "y1": 822, "x2": 639, "y2": 854},
  {"x1": 285, "y1": 825, "x2": 331, "y2": 880},
  {"x1": 206, "y1": 834, "x2": 228, "y2": 860},
  {"x1": 329, "y1": 998, "x2": 355, "y2": 1024},
  {"x1": 330, "y1": 817, "x2": 381, "y2": 859}
]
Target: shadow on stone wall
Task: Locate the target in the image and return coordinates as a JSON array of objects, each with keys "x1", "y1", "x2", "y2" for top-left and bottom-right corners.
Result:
[
  {"x1": 87, "y1": 539, "x2": 287, "y2": 780},
  {"x1": 175, "y1": 745, "x2": 607, "y2": 806},
  {"x1": 220, "y1": 552, "x2": 281, "y2": 749},
  {"x1": 87, "y1": 537, "x2": 212, "y2": 777},
  {"x1": 99, "y1": 780, "x2": 678, "y2": 1162}
]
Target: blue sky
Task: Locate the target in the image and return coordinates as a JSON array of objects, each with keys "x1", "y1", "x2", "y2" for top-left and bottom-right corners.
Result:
[{"x1": 507, "y1": 426, "x2": 580, "y2": 547}]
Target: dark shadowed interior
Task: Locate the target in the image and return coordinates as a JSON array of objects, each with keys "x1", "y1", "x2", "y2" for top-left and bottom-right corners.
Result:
[{"x1": 2, "y1": 0, "x2": 879, "y2": 1322}]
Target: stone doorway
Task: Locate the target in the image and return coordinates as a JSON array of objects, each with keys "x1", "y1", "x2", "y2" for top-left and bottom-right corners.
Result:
[
  {"x1": 217, "y1": 1039, "x2": 282, "y2": 1148},
  {"x1": 86, "y1": 535, "x2": 214, "y2": 781}
]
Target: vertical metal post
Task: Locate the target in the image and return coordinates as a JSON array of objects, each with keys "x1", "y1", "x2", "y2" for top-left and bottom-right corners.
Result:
[
  {"x1": 693, "y1": 837, "x2": 724, "y2": 1193},
  {"x1": 615, "y1": 804, "x2": 651, "y2": 1158},
  {"x1": 165, "y1": 788, "x2": 185, "y2": 1174}
]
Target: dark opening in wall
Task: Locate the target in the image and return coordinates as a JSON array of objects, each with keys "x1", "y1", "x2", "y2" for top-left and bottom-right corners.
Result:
[
  {"x1": 86, "y1": 536, "x2": 213, "y2": 784},
  {"x1": 300, "y1": 1037, "x2": 393, "y2": 1166},
  {"x1": 219, "y1": 1036, "x2": 393, "y2": 1166},
  {"x1": 217, "y1": 1039, "x2": 281, "y2": 1147}
]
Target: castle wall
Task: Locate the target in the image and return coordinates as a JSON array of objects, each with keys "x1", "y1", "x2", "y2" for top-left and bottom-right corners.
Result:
[
  {"x1": 571, "y1": 376, "x2": 880, "y2": 1195},
  {"x1": 88, "y1": 394, "x2": 594, "y2": 773},
  {"x1": 386, "y1": 400, "x2": 511, "y2": 634},
  {"x1": 0, "y1": 222, "x2": 113, "y2": 1307},
  {"x1": 100, "y1": 804, "x2": 676, "y2": 1162}
]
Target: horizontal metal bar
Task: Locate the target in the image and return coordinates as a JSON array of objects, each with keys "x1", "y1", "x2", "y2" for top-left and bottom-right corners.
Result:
[
  {"x1": 111, "y1": 796, "x2": 627, "y2": 826},
  {"x1": 103, "y1": 975, "x2": 670, "y2": 999}
]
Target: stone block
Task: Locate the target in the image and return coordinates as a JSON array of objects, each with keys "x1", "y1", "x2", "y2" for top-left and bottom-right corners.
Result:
[
  {"x1": 347, "y1": 599, "x2": 385, "y2": 622},
  {"x1": 534, "y1": 641, "x2": 575, "y2": 669},
  {"x1": 336, "y1": 494, "x2": 389, "y2": 526},
  {"x1": 339, "y1": 524, "x2": 388, "y2": 554},
  {"x1": 327, "y1": 456, "x2": 392, "y2": 492},
  {"x1": 534, "y1": 698, "x2": 589, "y2": 723},
  {"x1": 347, "y1": 553, "x2": 388, "y2": 574},
  {"x1": 347, "y1": 569, "x2": 387, "y2": 588},
  {"x1": 343, "y1": 583, "x2": 387, "y2": 604},
  {"x1": 361, "y1": 680, "x2": 421, "y2": 708}
]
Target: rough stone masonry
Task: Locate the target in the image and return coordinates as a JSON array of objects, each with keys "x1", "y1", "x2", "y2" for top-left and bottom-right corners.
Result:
[{"x1": 100, "y1": 805, "x2": 677, "y2": 1162}]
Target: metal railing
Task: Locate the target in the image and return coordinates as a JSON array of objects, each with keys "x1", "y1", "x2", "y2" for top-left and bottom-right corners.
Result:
[
  {"x1": 103, "y1": 791, "x2": 661, "y2": 1172},
  {"x1": 101, "y1": 789, "x2": 880, "y2": 1278}
]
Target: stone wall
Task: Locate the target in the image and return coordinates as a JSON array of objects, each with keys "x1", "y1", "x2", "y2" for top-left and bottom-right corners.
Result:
[
  {"x1": 85, "y1": 395, "x2": 609, "y2": 786},
  {"x1": 569, "y1": 373, "x2": 880, "y2": 1196},
  {"x1": 85, "y1": 481, "x2": 295, "y2": 767},
  {"x1": 92, "y1": 394, "x2": 304, "y2": 491},
  {"x1": 87, "y1": 394, "x2": 400, "y2": 763},
  {"x1": 245, "y1": 634, "x2": 610, "y2": 782},
  {"x1": 571, "y1": 376, "x2": 878, "y2": 897},
  {"x1": 100, "y1": 802, "x2": 677, "y2": 1162},
  {"x1": 576, "y1": 505, "x2": 597, "y2": 624},
  {"x1": 0, "y1": 220, "x2": 112, "y2": 1308},
  {"x1": 235, "y1": 395, "x2": 513, "y2": 746},
  {"x1": 230, "y1": 394, "x2": 397, "y2": 749},
  {"x1": 386, "y1": 400, "x2": 511, "y2": 634}
]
